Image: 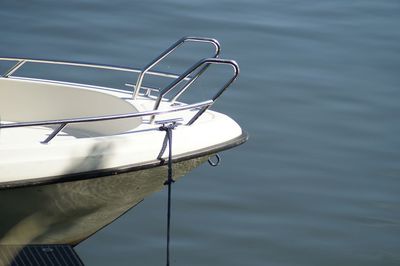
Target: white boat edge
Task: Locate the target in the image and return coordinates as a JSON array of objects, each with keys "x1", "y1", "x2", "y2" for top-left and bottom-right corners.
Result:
[{"x1": 0, "y1": 37, "x2": 248, "y2": 245}]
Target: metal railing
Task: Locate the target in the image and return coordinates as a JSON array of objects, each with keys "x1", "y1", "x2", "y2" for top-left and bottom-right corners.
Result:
[
  {"x1": 150, "y1": 58, "x2": 239, "y2": 124},
  {"x1": 0, "y1": 100, "x2": 214, "y2": 144},
  {"x1": 133, "y1": 36, "x2": 221, "y2": 99},
  {"x1": 0, "y1": 37, "x2": 239, "y2": 143}
]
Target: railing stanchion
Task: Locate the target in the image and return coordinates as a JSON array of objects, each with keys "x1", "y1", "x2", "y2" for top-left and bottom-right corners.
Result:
[{"x1": 3, "y1": 60, "x2": 26, "y2": 77}]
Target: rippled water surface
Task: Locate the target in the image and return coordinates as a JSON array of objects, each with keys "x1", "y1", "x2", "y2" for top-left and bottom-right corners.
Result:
[{"x1": 1, "y1": 0, "x2": 400, "y2": 265}]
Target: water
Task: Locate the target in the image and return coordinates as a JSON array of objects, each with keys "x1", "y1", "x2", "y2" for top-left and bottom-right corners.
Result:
[{"x1": 1, "y1": 0, "x2": 400, "y2": 265}]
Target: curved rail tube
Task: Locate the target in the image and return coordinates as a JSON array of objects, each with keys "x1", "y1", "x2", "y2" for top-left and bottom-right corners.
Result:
[
  {"x1": 133, "y1": 36, "x2": 221, "y2": 99},
  {"x1": 150, "y1": 58, "x2": 240, "y2": 125}
]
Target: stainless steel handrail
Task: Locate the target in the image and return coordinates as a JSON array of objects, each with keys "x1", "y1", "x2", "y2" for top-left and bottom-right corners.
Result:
[
  {"x1": 133, "y1": 36, "x2": 221, "y2": 99},
  {"x1": 0, "y1": 57, "x2": 188, "y2": 81},
  {"x1": 3, "y1": 59, "x2": 27, "y2": 77},
  {"x1": 150, "y1": 58, "x2": 240, "y2": 124},
  {"x1": 0, "y1": 37, "x2": 240, "y2": 143},
  {"x1": 0, "y1": 100, "x2": 213, "y2": 143}
]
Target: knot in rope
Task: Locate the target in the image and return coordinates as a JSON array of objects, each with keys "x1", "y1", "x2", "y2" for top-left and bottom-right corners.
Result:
[{"x1": 158, "y1": 122, "x2": 177, "y2": 185}]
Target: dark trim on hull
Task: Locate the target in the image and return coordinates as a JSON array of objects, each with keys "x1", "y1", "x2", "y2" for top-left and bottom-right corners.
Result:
[{"x1": 0, "y1": 131, "x2": 248, "y2": 190}]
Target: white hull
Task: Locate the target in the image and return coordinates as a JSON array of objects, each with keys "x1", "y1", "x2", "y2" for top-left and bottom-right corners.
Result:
[
  {"x1": 0, "y1": 156, "x2": 208, "y2": 245},
  {"x1": 0, "y1": 37, "x2": 247, "y2": 245}
]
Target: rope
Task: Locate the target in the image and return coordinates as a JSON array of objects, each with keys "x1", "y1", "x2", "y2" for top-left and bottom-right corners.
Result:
[{"x1": 158, "y1": 123, "x2": 177, "y2": 266}]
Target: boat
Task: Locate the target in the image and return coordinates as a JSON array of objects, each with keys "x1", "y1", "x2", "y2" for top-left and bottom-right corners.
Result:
[{"x1": 0, "y1": 37, "x2": 247, "y2": 246}]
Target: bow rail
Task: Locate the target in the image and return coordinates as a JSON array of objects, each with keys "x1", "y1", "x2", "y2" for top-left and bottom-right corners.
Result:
[
  {"x1": 133, "y1": 36, "x2": 221, "y2": 99},
  {"x1": 0, "y1": 37, "x2": 239, "y2": 143}
]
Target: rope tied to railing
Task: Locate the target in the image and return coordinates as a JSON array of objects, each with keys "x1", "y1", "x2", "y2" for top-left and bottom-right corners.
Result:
[{"x1": 158, "y1": 122, "x2": 178, "y2": 266}]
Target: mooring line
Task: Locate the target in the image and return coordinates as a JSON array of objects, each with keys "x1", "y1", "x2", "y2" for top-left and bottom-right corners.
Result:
[{"x1": 159, "y1": 122, "x2": 177, "y2": 266}]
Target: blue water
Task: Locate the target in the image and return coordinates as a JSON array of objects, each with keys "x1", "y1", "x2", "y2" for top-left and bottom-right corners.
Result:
[{"x1": 1, "y1": 0, "x2": 400, "y2": 265}]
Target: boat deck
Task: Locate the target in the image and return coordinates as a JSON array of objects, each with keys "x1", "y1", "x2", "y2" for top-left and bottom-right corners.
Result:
[{"x1": 0, "y1": 121, "x2": 93, "y2": 146}]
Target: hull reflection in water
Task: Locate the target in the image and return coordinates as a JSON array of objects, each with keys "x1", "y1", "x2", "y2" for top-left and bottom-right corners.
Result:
[{"x1": 0, "y1": 156, "x2": 207, "y2": 245}]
